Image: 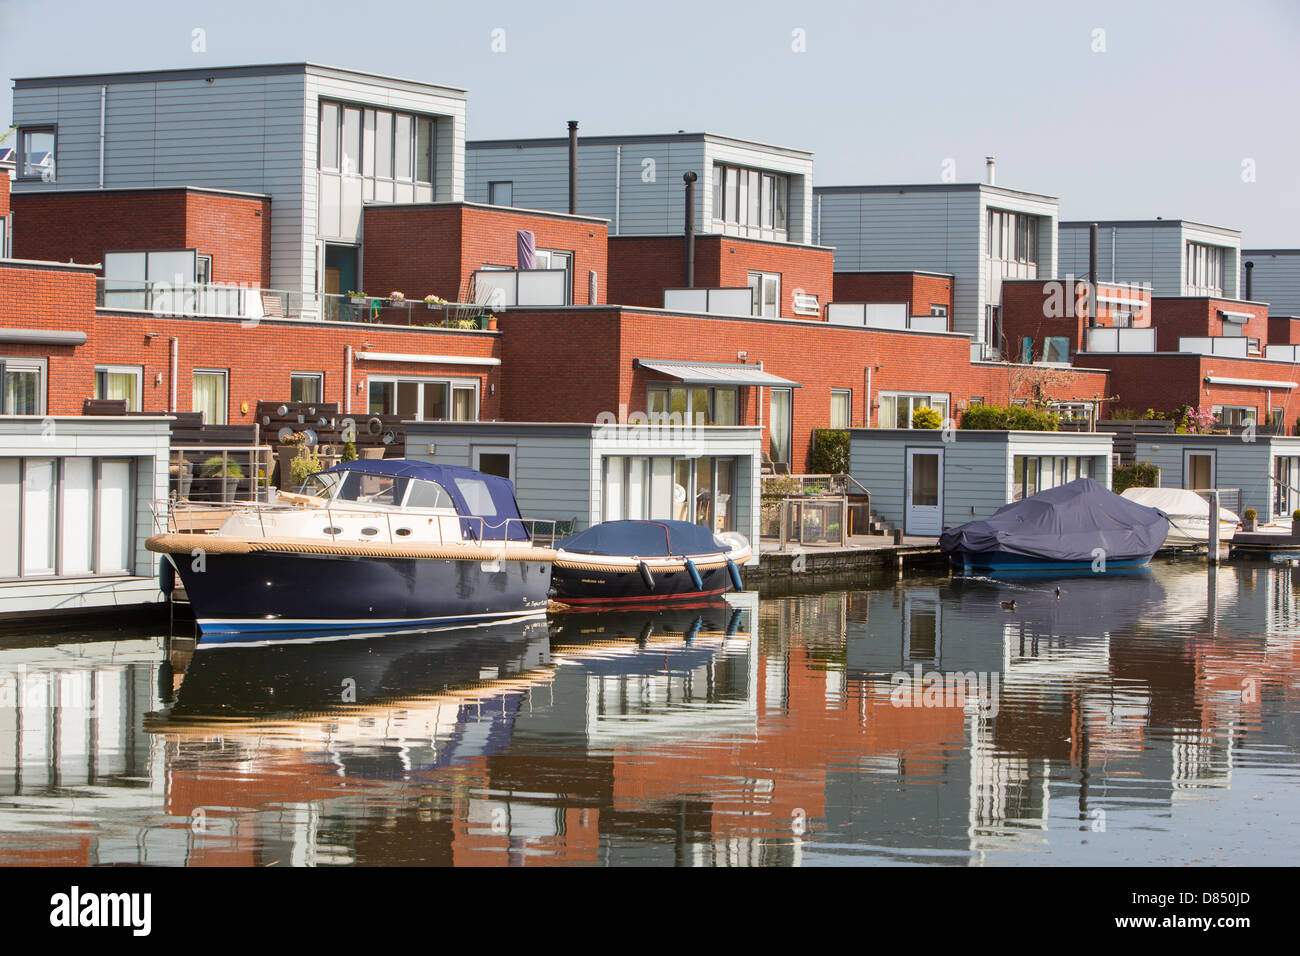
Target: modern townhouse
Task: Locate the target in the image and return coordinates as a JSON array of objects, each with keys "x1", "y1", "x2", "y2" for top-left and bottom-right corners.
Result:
[{"x1": 1058, "y1": 219, "x2": 1243, "y2": 299}]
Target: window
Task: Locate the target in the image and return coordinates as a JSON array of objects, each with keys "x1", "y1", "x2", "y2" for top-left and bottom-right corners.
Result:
[
  {"x1": 1214, "y1": 405, "x2": 1255, "y2": 428},
  {"x1": 1013, "y1": 455, "x2": 1096, "y2": 500},
  {"x1": 986, "y1": 209, "x2": 1039, "y2": 265},
  {"x1": 601, "y1": 455, "x2": 737, "y2": 532},
  {"x1": 1186, "y1": 242, "x2": 1226, "y2": 296},
  {"x1": 18, "y1": 126, "x2": 56, "y2": 181},
  {"x1": 0, "y1": 456, "x2": 135, "y2": 579},
  {"x1": 712, "y1": 164, "x2": 789, "y2": 235},
  {"x1": 0, "y1": 358, "x2": 46, "y2": 415},
  {"x1": 1049, "y1": 402, "x2": 1090, "y2": 422},
  {"x1": 319, "y1": 101, "x2": 434, "y2": 185},
  {"x1": 748, "y1": 271, "x2": 781, "y2": 318},
  {"x1": 192, "y1": 369, "x2": 228, "y2": 425},
  {"x1": 291, "y1": 373, "x2": 323, "y2": 404},
  {"x1": 196, "y1": 255, "x2": 213, "y2": 284},
  {"x1": 830, "y1": 389, "x2": 851, "y2": 429},
  {"x1": 1043, "y1": 336, "x2": 1071, "y2": 363},
  {"x1": 930, "y1": 304, "x2": 948, "y2": 318},
  {"x1": 94, "y1": 365, "x2": 143, "y2": 411},
  {"x1": 769, "y1": 388, "x2": 792, "y2": 464},
  {"x1": 368, "y1": 376, "x2": 478, "y2": 421},
  {"x1": 877, "y1": 392, "x2": 949, "y2": 429},
  {"x1": 646, "y1": 385, "x2": 739, "y2": 425},
  {"x1": 489, "y1": 181, "x2": 514, "y2": 206},
  {"x1": 535, "y1": 249, "x2": 574, "y2": 304}
]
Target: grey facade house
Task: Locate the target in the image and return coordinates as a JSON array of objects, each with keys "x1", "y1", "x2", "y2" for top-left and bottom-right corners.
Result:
[
  {"x1": 466, "y1": 132, "x2": 816, "y2": 245},
  {"x1": 1058, "y1": 220, "x2": 1242, "y2": 299},
  {"x1": 1134, "y1": 433, "x2": 1300, "y2": 523},
  {"x1": 814, "y1": 182, "x2": 1059, "y2": 357},
  {"x1": 0, "y1": 415, "x2": 171, "y2": 618},
  {"x1": 10, "y1": 62, "x2": 467, "y2": 296},
  {"x1": 848, "y1": 429, "x2": 1113, "y2": 536},
  {"x1": 1242, "y1": 249, "x2": 1300, "y2": 316},
  {"x1": 405, "y1": 421, "x2": 762, "y2": 560}
]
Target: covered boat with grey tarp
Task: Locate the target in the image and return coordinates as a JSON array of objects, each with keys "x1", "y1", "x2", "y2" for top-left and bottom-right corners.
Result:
[{"x1": 940, "y1": 477, "x2": 1169, "y2": 573}]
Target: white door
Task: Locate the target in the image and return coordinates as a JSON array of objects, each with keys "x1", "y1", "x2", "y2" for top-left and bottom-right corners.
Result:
[
  {"x1": 1183, "y1": 450, "x2": 1215, "y2": 491},
  {"x1": 905, "y1": 448, "x2": 943, "y2": 536}
]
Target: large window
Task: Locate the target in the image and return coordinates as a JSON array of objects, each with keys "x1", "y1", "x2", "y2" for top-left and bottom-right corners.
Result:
[
  {"x1": 535, "y1": 249, "x2": 574, "y2": 304},
  {"x1": 713, "y1": 164, "x2": 788, "y2": 235},
  {"x1": 488, "y1": 181, "x2": 514, "y2": 206},
  {"x1": 1214, "y1": 405, "x2": 1255, "y2": 428},
  {"x1": 18, "y1": 126, "x2": 56, "y2": 182},
  {"x1": 1, "y1": 358, "x2": 46, "y2": 415},
  {"x1": 319, "y1": 101, "x2": 435, "y2": 185},
  {"x1": 1186, "y1": 242, "x2": 1226, "y2": 296},
  {"x1": 830, "y1": 389, "x2": 852, "y2": 429},
  {"x1": 94, "y1": 365, "x2": 143, "y2": 411},
  {"x1": 192, "y1": 370, "x2": 228, "y2": 425},
  {"x1": 646, "y1": 385, "x2": 739, "y2": 425},
  {"x1": 368, "y1": 376, "x2": 478, "y2": 421},
  {"x1": 0, "y1": 457, "x2": 135, "y2": 579},
  {"x1": 1013, "y1": 455, "x2": 1097, "y2": 500},
  {"x1": 769, "y1": 388, "x2": 792, "y2": 464},
  {"x1": 748, "y1": 271, "x2": 781, "y2": 318},
  {"x1": 987, "y1": 209, "x2": 1039, "y2": 265},
  {"x1": 877, "y1": 392, "x2": 949, "y2": 429},
  {"x1": 291, "y1": 373, "x2": 324, "y2": 404},
  {"x1": 602, "y1": 455, "x2": 737, "y2": 532}
]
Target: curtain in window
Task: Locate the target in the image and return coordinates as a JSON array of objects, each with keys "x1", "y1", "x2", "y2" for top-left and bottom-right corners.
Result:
[{"x1": 192, "y1": 373, "x2": 226, "y2": 425}]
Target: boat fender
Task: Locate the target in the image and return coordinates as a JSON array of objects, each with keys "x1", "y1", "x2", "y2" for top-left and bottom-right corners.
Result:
[
  {"x1": 725, "y1": 606, "x2": 743, "y2": 637},
  {"x1": 685, "y1": 615, "x2": 704, "y2": 644},
  {"x1": 637, "y1": 560, "x2": 656, "y2": 591},
  {"x1": 684, "y1": 558, "x2": 703, "y2": 591},
  {"x1": 638, "y1": 620, "x2": 655, "y2": 646},
  {"x1": 158, "y1": 555, "x2": 175, "y2": 596},
  {"x1": 366, "y1": 416, "x2": 384, "y2": 436},
  {"x1": 726, "y1": 558, "x2": 744, "y2": 592}
]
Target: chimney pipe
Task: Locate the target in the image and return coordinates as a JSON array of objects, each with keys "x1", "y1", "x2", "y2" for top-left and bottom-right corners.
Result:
[
  {"x1": 1088, "y1": 222, "x2": 1099, "y2": 327},
  {"x1": 567, "y1": 120, "x2": 578, "y2": 215},
  {"x1": 1245, "y1": 260, "x2": 1254, "y2": 300},
  {"x1": 683, "y1": 171, "x2": 698, "y2": 288},
  {"x1": 985, "y1": 156, "x2": 996, "y2": 186}
]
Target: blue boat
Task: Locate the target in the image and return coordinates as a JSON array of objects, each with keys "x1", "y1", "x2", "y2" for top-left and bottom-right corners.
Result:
[
  {"x1": 940, "y1": 477, "x2": 1169, "y2": 575},
  {"x1": 148, "y1": 459, "x2": 555, "y2": 646}
]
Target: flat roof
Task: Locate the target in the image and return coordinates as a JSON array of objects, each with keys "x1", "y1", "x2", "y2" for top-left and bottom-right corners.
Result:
[
  {"x1": 13, "y1": 61, "x2": 467, "y2": 96},
  {"x1": 1243, "y1": 249, "x2": 1300, "y2": 256},
  {"x1": 468, "y1": 131, "x2": 813, "y2": 159},
  {"x1": 365, "y1": 200, "x2": 609, "y2": 225},
  {"x1": 814, "y1": 182, "x2": 1058, "y2": 202},
  {"x1": 1060, "y1": 219, "x2": 1240, "y2": 237},
  {"x1": 10, "y1": 184, "x2": 271, "y2": 201}
]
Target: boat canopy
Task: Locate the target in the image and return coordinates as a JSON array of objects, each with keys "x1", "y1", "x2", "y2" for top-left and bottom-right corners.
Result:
[
  {"x1": 558, "y1": 520, "x2": 725, "y2": 557},
  {"x1": 939, "y1": 477, "x2": 1170, "y2": 562},
  {"x1": 317, "y1": 459, "x2": 528, "y2": 541},
  {"x1": 1121, "y1": 486, "x2": 1241, "y2": 524}
]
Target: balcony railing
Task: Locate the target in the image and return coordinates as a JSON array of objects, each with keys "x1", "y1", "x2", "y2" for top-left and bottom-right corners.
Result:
[
  {"x1": 1179, "y1": 336, "x2": 1250, "y2": 357},
  {"x1": 96, "y1": 279, "x2": 496, "y2": 329},
  {"x1": 1086, "y1": 327, "x2": 1157, "y2": 353},
  {"x1": 826, "y1": 303, "x2": 948, "y2": 333}
]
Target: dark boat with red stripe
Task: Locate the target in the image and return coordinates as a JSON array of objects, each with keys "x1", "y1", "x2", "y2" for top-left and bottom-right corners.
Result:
[{"x1": 550, "y1": 519, "x2": 750, "y2": 606}]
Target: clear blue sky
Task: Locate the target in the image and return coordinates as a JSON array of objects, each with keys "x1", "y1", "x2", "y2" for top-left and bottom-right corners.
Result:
[{"x1": 3, "y1": 0, "x2": 1297, "y2": 244}]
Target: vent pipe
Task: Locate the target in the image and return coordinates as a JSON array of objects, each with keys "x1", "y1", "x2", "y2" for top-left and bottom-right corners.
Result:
[
  {"x1": 1088, "y1": 223, "x2": 1099, "y2": 327},
  {"x1": 683, "y1": 171, "x2": 698, "y2": 288},
  {"x1": 985, "y1": 156, "x2": 996, "y2": 186},
  {"x1": 567, "y1": 121, "x2": 578, "y2": 215},
  {"x1": 1245, "y1": 260, "x2": 1254, "y2": 300}
]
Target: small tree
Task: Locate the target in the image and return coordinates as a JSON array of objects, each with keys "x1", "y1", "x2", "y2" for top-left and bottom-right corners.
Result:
[
  {"x1": 912, "y1": 406, "x2": 943, "y2": 429},
  {"x1": 289, "y1": 449, "x2": 324, "y2": 488}
]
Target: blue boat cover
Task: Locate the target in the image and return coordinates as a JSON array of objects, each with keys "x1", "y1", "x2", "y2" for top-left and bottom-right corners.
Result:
[
  {"x1": 939, "y1": 478, "x2": 1169, "y2": 562},
  {"x1": 559, "y1": 520, "x2": 723, "y2": 557},
  {"x1": 317, "y1": 459, "x2": 528, "y2": 541}
]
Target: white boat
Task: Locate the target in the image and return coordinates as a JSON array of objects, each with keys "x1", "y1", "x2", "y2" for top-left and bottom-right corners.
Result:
[{"x1": 1120, "y1": 487, "x2": 1239, "y2": 546}]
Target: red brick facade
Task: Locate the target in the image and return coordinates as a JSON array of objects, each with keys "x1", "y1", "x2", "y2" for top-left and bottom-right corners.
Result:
[
  {"x1": 1001, "y1": 279, "x2": 1153, "y2": 360},
  {"x1": 1150, "y1": 297, "x2": 1269, "y2": 352},
  {"x1": 0, "y1": 167, "x2": 10, "y2": 221},
  {"x1": 831, "y1": 271, "x2": 954, "y2": 322},
  {"x1": 1269, "y1": 316, "x2": 1300, "y2": 345},
  {"x1": 607, "y1": 235, "x2": 834, "y2": 319},
  {"x1": 363, "y1": 203, "x2": 608, "y2": 305},
  {"x1": 10, "y1": 188, "x2": 272, "y2": 285}
]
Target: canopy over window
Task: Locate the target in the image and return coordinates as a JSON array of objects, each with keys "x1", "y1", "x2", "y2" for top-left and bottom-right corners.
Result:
[{"x1": 634, "y1": 359, "x2": 800, "y2": 387}]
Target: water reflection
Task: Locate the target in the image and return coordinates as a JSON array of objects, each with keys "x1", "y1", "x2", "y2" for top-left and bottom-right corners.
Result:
[{"x1": 1, "y1": 562, "x2": 1299, "y2": 865}]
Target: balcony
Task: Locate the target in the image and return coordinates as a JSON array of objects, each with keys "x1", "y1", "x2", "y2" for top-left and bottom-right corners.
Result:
[
  {"x1": 826, "y1": 303, "x2": 947, "y2": 332},
  {"x1": 1085, "y1": 327, "x2": 1157, "y2": 353},
  {"x1": 1179, "y1": 336, "x2": 1257, "y2": 358},
  {"x1": 95, "y1": 280, "x2": 496, "y2": 329}
]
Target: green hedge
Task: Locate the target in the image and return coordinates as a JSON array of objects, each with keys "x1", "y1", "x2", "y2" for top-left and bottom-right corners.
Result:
[
  {"x1": 810, "y1": 429, "x2": 850, "y2": 474},
  {"x1": 958, "y1": 404, "x2": 1058, "y2": 431},
  {"x1": 1113, "y1": 461, "x2": 1159, "y2": 494}
]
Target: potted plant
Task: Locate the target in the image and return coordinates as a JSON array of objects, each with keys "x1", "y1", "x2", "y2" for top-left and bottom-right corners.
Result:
[
  {"x1": 288, "y1": 448, "x2": 324, "y2": 490},
  {"x1": 347, "y1": 289, "x2": 368, "y2": 305},
  {"x1": 277, "y1": 430, "x2": 310, "y2": 488},
  {"x1": 389, "y1": 290, "x2": 406, "y2": 304},
  {"x1": 201, "y1": 455, "x2": 245, "y2": 502},
  {"x1": 171, "y1": 455, "x2": 194, "y2": 500},
  {"x1": 1292, "y1": 509, "x2": 1300, "y2": 538},
  {"x1": 341, "y1": 440, "x2": 358, "y2": 463},
  {"x1": 1243, "y1": 508, "x2": 1258, "y2": 533},
  {"x1": 424, "y1": 294, "x2": 448, "y2": 310}
]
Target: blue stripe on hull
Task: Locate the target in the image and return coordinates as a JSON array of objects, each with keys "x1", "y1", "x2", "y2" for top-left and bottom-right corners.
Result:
[
  {"x1": 955, "y1": 551, "x2": 1154, "y2": 574},
  {"x1": 195, "y1": 610, "x2": 547, "y2": 647}
]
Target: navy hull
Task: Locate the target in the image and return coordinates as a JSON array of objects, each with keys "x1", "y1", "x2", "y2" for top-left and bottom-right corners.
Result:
[
  {"x1": 953, "y1": 549, "x2": 1155, "y2": 575},
  {"x1": 550, "y1": 562, "x2": 732, "y2": 606},
  {"x1": 172, "y1": 550, "x2": 551, "y2": 645}
]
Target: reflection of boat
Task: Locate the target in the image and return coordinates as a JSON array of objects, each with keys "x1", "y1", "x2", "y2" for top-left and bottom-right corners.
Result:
[
  {"x1": 551, "y1": 520, "x2": 749, "y2": 606},
  {"x1": 1121, "y1": 487, "x2": 1239, "y2": 546},
  {"x1": 941, "y1": 478, "x2": 1168, "y2": 574},
  {"x1": 147, "y1": 460, "x2": 555, "y2": 645},
  {"x1": 548, "y1": 601, "x2": 743, "y2": 653}
]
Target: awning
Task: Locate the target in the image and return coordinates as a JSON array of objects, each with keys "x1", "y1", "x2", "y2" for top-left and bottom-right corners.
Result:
[
  {"x1": 634, "y1": 359, "x2": 801, "y2": 387},
  {"x1": 1218, "y1": 309, "x2": 1253, "y2": 322},
  {"x1": 1205, "y1": 375, "x2": 1296, "y2": 389},
  {"x1": 0, "y1": 328, "x2": 86, "y2": 346}
]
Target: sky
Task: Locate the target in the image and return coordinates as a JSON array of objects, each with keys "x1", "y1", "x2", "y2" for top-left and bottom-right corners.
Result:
[{"x1": 2, "y1": 0, "x2": 1298, "y2": 245}]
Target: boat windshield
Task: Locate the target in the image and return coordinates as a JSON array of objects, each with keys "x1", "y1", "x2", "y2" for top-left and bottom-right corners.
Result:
[{"x1": 301, "y1": 471, "x2": 456, "y2": 511}]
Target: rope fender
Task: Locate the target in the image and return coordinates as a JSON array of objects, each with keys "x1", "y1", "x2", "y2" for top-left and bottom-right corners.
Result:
[{"x1": 146, "y1": 533, "x2": 556, "y2": 563}]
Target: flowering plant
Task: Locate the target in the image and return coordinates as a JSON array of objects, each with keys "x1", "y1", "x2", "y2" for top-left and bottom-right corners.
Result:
[
  {"x1": 389, "y1": 291, "x2": 406, "y2": 302},
  {"x1": 1183, "y1": 406, "x2": 1219, "y2": 434},
  {"x1": 424, "y1": 294, "x2": 448, "y2": 305}
]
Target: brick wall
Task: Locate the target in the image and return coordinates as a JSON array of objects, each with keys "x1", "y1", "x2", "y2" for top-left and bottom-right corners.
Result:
[
  {"x1": 11, "y1": 188, "x2": 271, "y2": 284},
  {"x1": 1151, "y1": 297, "x2": 1269, "y2": 352},
  {"x1": 0, "y1": 167, "x2": 10, "y2": 221},
  {"x1": 608, "y1": 235, "x2": 834, "y2": 319},
  {"x1": 1002, "y1": 280, "x2": 1156, "y2": 361},
  {"x1": 832, "y1": 272, "x2": 955, "y2": 320},
  {"x1": 1269, "y1": 316, "x2": 1300, "y2": 346},
  {"x1": 363, "y1": 203, "x2": 609, "y2": 306}
]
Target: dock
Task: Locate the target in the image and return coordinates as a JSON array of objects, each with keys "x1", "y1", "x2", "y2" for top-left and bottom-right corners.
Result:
[{"x1": 752, "y1": 534, "x2": 946, "y2": 581}]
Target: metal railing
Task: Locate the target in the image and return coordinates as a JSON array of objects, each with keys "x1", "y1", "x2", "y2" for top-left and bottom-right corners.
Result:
[
  {"x1": 170, "y1": 445, "x2": 275, "y2": 503},
  {"x1": 760, "y1": 473, "x2": 868, "y2": 545},
  {"x1": 1188, "y1": 488, "x2": 1243, "y2": 517},
  {"x1": 96, "y1": 279, "x2": 497, "y2": 329}
]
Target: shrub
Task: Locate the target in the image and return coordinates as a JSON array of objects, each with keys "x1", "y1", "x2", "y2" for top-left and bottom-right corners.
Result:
[
  {"x1": 289, "y1": 449, "x2": 323, "y2": 488},
  {"x1": 201, "y1": 456, "x2": 244, "y2": 479},
  {"x1": 1244, "y1": 508, "x2": 1258, "y2": 522},
  {"x1": 912, "y1": 406, "x2": 943, "y2": 429},
  {"x1": 1292, "y1": 509, "x2": 1300, "y2": 521},
  {"x1": 1113, "y1": 460, "x2": 1159, "y2": 494},
  {"x1": 810, "y1": 429, "x2": 850, "y2": 474},
  {"x1": 959, "y1": 403, "x2": 1058, "y2": 431},
  {"x1": 341, "y1": 440, "x2": 358, "y2": 463}
]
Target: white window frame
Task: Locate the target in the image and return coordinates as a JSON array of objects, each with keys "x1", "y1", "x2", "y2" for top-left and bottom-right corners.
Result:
[
  {"x1": 878, "y1": 391, "x2": 950, "y2": 429},
  {"x1": 1, "y1": 357, "x2": 48, "y2": 415},
  {"x1": 488, "y1": 181, "x2": 514, "y2": 206},
  {"x1": 192, "y1": 368, "x2": 229, "y2": 426},
  {"x1": 472, "y1": 445, "x2": 516, "y2": 485},
  {"x1": 367, "y1": 374, "x2": 480, "y2": 422},
  {"x1": 748, "y1": 271, "x2": 781, "y2": 318},
  {"x1": 94, "y1": 364, "x2": 144, "y2": 412},
  {"x1": 290, "y1": 372, "x2": 325, "y2": 404},
  {"x1": 646, "y1": 384, "x2": 740, "y2": 426},
  {"x1": 830, "y1": 389, "x2": 852, "y2": 429},
  {"x1": 18, "y1": 125, "x2": 56, "y2": 182}
]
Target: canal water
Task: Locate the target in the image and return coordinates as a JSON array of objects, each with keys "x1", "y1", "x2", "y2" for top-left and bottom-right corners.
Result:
[{"x1": 1, "y1": 559, "x2": 1298, "y2": 866}]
